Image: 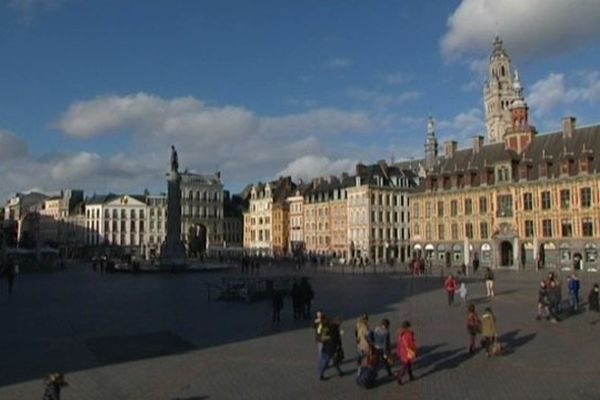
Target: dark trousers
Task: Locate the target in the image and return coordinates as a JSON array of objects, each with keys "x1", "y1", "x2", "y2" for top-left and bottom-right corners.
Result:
[
  {"x1": 397, "y1": 360, "x2": 414, "y2": 382},
  {"x1": 7, "y1": 276, "x2": 14, "y2": 295},
  {"x1": 272, "y1": 308, "x2": 281, "y2": 323},
  {"x1": 375, "y1": 349, "x2": 392, "y2": 376},
  {"x1": 447, "y1": 291, "x2": 454, "y2": 305}
]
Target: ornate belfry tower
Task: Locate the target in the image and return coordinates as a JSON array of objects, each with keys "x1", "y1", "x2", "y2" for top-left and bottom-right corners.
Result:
[
  {"x1": 483, "y1": 35, "x2": 523, "y2": 143},
  {"x1": 424, "y1": 115, "x2": 438, "y2": 172}
]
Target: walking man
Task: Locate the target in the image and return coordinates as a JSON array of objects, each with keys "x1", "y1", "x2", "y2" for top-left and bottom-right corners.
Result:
[
  {"x1": 373, "y1": 318, "x2": 392, "y2": 377},
  {"x1": 568, "y1": 273, "x2": 581, "y2": 313},
  {"x1": 272, "y1": 290, "x2": 283, "y2": 323}
]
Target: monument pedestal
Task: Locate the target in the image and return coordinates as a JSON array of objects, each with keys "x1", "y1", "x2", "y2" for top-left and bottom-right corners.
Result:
[{"x1": 160, "y1": 147, "x2": 188, "y2": 268}]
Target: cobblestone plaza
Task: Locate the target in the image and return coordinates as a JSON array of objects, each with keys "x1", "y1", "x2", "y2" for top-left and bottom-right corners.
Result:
[{"x1": 1, "y1": 265, "x2": 600, "y2": 399}]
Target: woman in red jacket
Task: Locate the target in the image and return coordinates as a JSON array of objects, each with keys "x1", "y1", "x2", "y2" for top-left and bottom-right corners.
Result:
[
  {"x1": 444, "y1": 274, "x2": 457, "y2": 306},
  {"x1": 396, "y1": 320, "x2": 416, "y2": 385}
]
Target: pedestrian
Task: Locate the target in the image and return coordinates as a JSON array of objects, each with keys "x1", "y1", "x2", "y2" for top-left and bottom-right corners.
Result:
[
  {"x1": 356, "y1": 343, "x2": 379, "y2": 389},
  {"x1": 458, "y1": 281, "x2": 468, "y2": 305},
  {"x1": 373, "y1": 318, "x2": 392, "y2": 377},
  {"x1": 568, "y1": 273, "x2": 581, "y2": 313},
  {"x1": 396, "y1": 320, "x2": 416, "y2": 385},
  {"x1": 444, "y1": 274, "x2": 457, "y2": 306},
  {"x1": 291, "y1": 283, "x2": 301, "y2": 320},
  {"x1": 272, "y1": 290, "x2": 283, "y2": 323},
  {"x1": 484, "y1": 267, "x2": 495, "y2": 297},
  {"x1": 299, "y1": 277, "x2": 314, "y2": 320},
  {"x1": 317, "y1": 315, "x2": 333, "y2": 380},
  {"x1": 466, "y1": 303, "x2": 481, "y2": 353},
  {"x1": 588, "y1": 284, "x2": 600, "y2": 313},
  {"x1": 5, "y1": 260, "x2": 18, "y2": 295},
  {"x1": 547, "y1": 278, "x2": 561, "y2": 321},
  {"x1": 472, "y1": 255, "x2": 480, "y2": 273},
  {"x1": 42, "y1": 372, "x2": 68, "y2": 400},
  {"x1": 314, "y1": 311, "x2": 325, "y2": 356},
  {"x1": 480, "y1": 307, "x2": 499, "y2": 357},
  {"x1": 91, "y1": 257, "x2": 98, "y2": 272},
  {"x1": 537, "y1": 280, "x2": 551, "y2": 321},
  {"x1": 355, "y1": 314, "x2": 371, "y2": 371},
  {"x1": 329, "y1": 317, "x2": 345, "y2": 377}
]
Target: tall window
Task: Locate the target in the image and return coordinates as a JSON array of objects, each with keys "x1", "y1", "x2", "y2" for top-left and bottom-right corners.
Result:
[
  {"x1": 582, "y1": 218, "x2": 593, "y2": 237},
  {"x1": 497, "y1": 195, "x2": 513, "y2": 217},
  {"x1": 425, "y1": 223, "x2": 432, "y2": 241},
  {"x1": 524, "y1": 220, "x2": 534, "y2": 238},
  {"x1": 413, "y1": 204, "x2": 420, "y2": 218},
  {"x1": 541, "y1": 191, "x2": 552, "y2": 210},
  {"x1": 523, "y1": 193, "x2": 533, "y2": 211},
  {"x1": 414, "y1": 224, "x2": 420, "y2": 236},
  {"x1": 480, "y1": 222, "x2": 488, "y2": 239},
  {"x1": 437, "y1": 201, "x2": 444, "y2": 217},
  {"x1": 479, "y1": 196, "x2": 488, "y2": 214},
  {"x1": 465, "y1": 223, "x2": 473, "y2": 239},
  {"x1": 451, "y1": 223, "x2": 458, "y2": 240},
  {"x1": 561, "y1": 219, "x2": 573, "y2": 237},
  {"x1": 438, "y1": 224, "x2": 445, "y2": 240},
  {"x1": 542, "y1": 219, "x2": 553, "y2": 237},
  {"x1": 450, "y1": 200, "x2": 458, "y2": 217},
  {"x1": 560, "y1": 189, "x2": 571, "y2": 209},
  {"x1": 581, "y1": 187, "x2": 592, "y2": 208},
  {"x1": 465, "y1": 199, "x2": 472, "y2": 215}
]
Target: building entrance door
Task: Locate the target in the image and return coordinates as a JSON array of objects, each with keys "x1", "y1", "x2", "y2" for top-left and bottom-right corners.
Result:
[{"x1": 500, "y1": 241, "x2": 513, "y2": 267}]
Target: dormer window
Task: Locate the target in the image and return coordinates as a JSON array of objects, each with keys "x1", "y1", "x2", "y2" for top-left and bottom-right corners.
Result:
[
  {"x1": 580, "y1": 156, "x2": 591, "y2": 174},
  {"x1": 496, "y1": 165, "x2": 510, "y2": 183}
]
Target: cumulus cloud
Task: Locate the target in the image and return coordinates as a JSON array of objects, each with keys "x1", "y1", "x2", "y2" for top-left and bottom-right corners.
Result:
[
  {"x1": 438, "y1": 108, "x2": 485, "y2": 144},
  {"x1": 528, "y1": 70, "x2": 600, "y2": 116},
  {"x1": 0, "y1": 130, "x2": 28, "y2": 160},
  {"x1": 346, "y1": 88, "x2": 421, "y2": 108},
  {"x1": 276, "y1": 155, "x2": 357, "y2": 182},
  {"x1": 441, "y1": 0, "x2": 600, "y2": 60}
]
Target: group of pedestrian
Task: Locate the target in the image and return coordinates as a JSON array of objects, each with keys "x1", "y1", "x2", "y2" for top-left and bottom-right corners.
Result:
[
  {"x1": 537, "y1": 272, "x2": 600, "y2": 322},
  {"x1": 350, "y1": 314, "x2": 416, "y2": 388},
  {"x1": 240, "y1": 256, "x2": 261, "y2": 273},
  {"x1": 443, "y1": 274, "x2": 469, "y2": 306},
  {"x1": 290, "y1": 278, "x2": 314, "y2": 320},
  {"x1": 91, "y1": 256, "x2": 110, "y2": 273},
  {"x1": 465, "y1": 304, "x2": 501, "y2": 357}
]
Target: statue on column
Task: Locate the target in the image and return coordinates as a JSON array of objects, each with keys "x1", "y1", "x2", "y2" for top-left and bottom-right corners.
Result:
[{"x1": 170, "y1": 145, "x2": 179, "y2": 172}]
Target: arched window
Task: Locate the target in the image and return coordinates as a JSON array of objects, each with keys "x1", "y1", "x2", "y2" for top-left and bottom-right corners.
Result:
[{"x1": 501, "y1": 66, "x2": 506, "y2": 76}]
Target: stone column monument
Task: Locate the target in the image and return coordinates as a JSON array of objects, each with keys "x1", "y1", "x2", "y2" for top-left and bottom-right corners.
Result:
[{"x1": 160, "y1": 145, "x2": 187, "y2": 266}]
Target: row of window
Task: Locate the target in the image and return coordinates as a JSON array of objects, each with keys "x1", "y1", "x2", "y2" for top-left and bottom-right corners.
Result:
[
  {"x1": 250, "y1": 230, "x2": 271, "y2": 242},
  {"x1": 184, "y1": 191, "x2": 221, "y2": 202},
  {"x1": 415, "y1": 187, "x2": 594, "y2": 218},
  {"x1": 86, "y1": 208, "x2": 147, "y2": 219}
]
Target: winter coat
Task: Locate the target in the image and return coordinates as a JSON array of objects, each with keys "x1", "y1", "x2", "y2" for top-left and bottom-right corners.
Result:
[
  {"x1": 466, "y1": 311, "x2": 480, "y2": 335},
  {"x1": 444, "y1": 277, "x2": 457, "y2": 293},
  {"x1": 356, "y1": 321, "x2": 371, "y2": 353},
  {"x1": 396, "y1": 329, "x2": 416, "y2": 363},
  {"x1": 480, "y1": 311, "x2": 497, "y2": 338}
]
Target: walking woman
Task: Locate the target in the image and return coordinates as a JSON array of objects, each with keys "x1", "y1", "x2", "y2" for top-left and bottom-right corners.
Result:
[
  {"x1": 466, "y1": 303, "x2": 481, "y2": 353},
  {"x1": 444, "y1": 274, "x2": 457, "y2": 306},
  {"x1": 355, "y1": 314, "x2": 371, "y2": 370},
  {"x1": 480, "y1": 307, "x2": 499, "y2": 357},
  {"x1": 537, "y1": 280, "x2": 551, "y2": 321},
  {"x1": 396, "y1": 320, "x2": 416, "y2": 385},
  {"x1": 484, "y1": 267, "x2": 495, "y2": 297},
  {"x1": 588, "y1": 284, "x2": 599, "y2": 313},
  {"x1": 329, "y1": 317, "x2": 345, "y2": 377}
]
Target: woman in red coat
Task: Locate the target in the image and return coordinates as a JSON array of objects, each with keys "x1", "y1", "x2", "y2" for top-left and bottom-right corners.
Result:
[
  {"x1": 444, "y1": 274, "x2": 457, "y2": 306},
  {"x1": 396, "y1": 320, "x2": 416, "y2": 385}
]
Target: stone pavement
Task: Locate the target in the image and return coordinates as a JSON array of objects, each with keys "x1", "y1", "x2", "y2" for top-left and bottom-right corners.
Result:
[{"x1": 1, "y1": 264, "x2": 599, "y2": 399}]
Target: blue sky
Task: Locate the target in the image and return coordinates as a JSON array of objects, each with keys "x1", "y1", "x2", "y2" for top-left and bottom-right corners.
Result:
[{"x1": 1, "y1": 0, "x2": 600, "y2": 199}]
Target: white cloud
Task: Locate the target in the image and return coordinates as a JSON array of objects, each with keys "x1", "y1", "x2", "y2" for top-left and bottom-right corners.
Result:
[
  {"x1": 322, "y1": 57, "x2": 353, "y2": 70},
  {"x1": 385, "y1": 72, "x2": 412, "y2": 85},
  {"x1": 441, "y1": 0, "x2": 600, "y2": 60},
  {"x1": 276, "y1": 155, "x2": 356, "y2": 182},
  {"x1": 438, "y1": 108, "x2": 485, "y2": 143},
  {"x1": 528, "y1": 70, "x2": 600, "y2": 116},
  {"x1": 346, "y1": 88, "x2": 421, "y2": 108},
  {"x1": 0, "y1": 129, "x2": 28, "y2": 160}
]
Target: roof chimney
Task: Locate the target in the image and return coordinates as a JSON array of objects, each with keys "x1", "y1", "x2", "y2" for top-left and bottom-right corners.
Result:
[
  {"x1": 562, "y1": 116, "x2": 576, "y2": 139},
  {"x1": 444, "y1": 140, "x2": 458, "y2": 159},
  {"x1": 473, "y1": 136, "x2": 484, "y2": 154},
  {"x1": 355, "y1": 163, "x2": 366, "y2": 176}
]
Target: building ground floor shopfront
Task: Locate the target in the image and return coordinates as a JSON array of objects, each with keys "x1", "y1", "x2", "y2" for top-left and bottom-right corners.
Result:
[{"x1": 410, "y1": 238, "x2": 599, "y2": 271}]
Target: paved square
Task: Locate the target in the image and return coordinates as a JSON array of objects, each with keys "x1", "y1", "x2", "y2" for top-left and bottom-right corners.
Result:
[{"x1": 1, "y1": 264, "x2": 600, "y2": 399}]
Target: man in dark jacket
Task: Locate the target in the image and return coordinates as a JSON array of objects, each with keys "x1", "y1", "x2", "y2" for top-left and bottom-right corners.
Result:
[{"x1": 272, "y1": 291, "x2": 283, "y2": 323}]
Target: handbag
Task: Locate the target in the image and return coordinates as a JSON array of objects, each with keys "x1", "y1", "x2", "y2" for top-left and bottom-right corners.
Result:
[
  {"x1": 406, "y1": 348, "x2": 416, "y2": 360},
  {"x1": 491, "y1": 341, "x2": 502, "y2": 356}
]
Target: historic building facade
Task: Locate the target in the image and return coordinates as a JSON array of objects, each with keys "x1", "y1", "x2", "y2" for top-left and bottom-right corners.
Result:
[
  {"x1": 180, "y1": 172, "x2": 224, "y2": 255},
  {"x1": 243, "y1": 176, "x2": 295, "y2": 256},
  {"x1": 347, "y1": 162, "x2": 417, "y2": 264},
  {"x1": 411, "y1": 38, "x2": 600, "y2": 270},
  {"x1": 286, "y1": 188, "x2": 305, "y2": 257}
]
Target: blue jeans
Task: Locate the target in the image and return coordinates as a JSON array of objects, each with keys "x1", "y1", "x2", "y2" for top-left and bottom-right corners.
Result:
[
  {"x1": 319, "y1": 352, "x2": 332, "y2": 378},
  {"x1": 570, "y1": 292, "x2": 580, "y2": 311}
]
